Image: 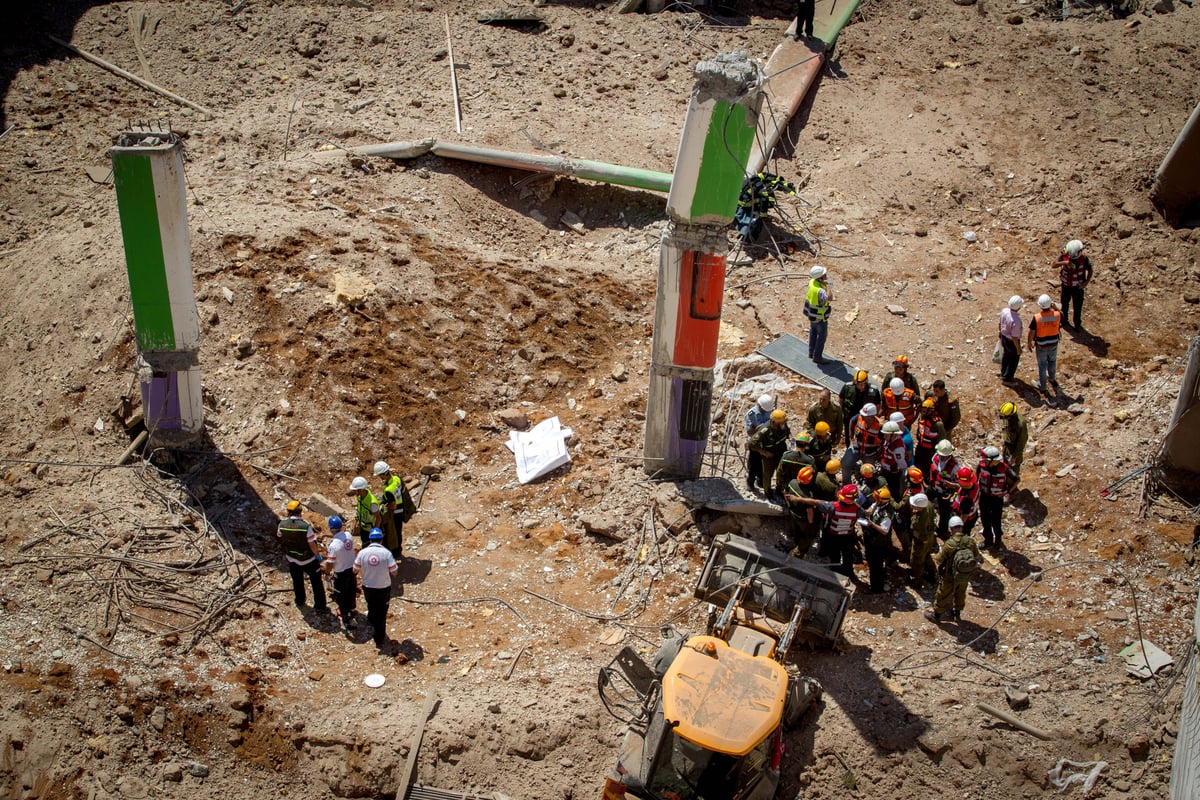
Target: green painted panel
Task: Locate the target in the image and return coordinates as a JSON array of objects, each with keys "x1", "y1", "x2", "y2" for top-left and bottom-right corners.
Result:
[
  {"x1": 690, "y1": 100, "x2": 756, "y2": 221},
  {"x1": 112, "y1": 152, "x2": 176, "y2": 351}
]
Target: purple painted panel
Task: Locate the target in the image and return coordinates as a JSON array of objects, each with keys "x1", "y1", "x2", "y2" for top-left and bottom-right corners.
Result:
[
  {"x1": 666, "y1": 376, "x2": 709, "y2": 476},
  {"x1": 141, "y1": 372, "x2": 183, "y2": 431}
]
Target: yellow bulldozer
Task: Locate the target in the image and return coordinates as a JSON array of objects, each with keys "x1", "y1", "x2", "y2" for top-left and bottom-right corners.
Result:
[{"x1": 597, "y1": 534, "x2": 852, "y2": 800}]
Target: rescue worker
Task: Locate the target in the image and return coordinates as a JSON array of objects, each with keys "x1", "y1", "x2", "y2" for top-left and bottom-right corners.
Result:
[
  {"x1": 929, "y1": 440, "x2": 959, "y2": 540},
  {"x1": 888, "y1": 411, "x2": 914, "y2": 464},
  {"x1": 912, "y1": 398, "x2": 947, "y2": 476},
  {"x1": 348, "y1": 476, "x2": 380, "y2": 549},
  {"x1": 883, "y1": 355, "x2": 920, "y2": 397},
  {"x1": 783, "y1": 466, "x2": 821, "y2": 557},
  {"x1": 951, "y1": 466, "x2": 981, "y2": 538},
  {"x1": 882, "y1": 377, "x2": 918, "y2": 428},
  {"x1": 354, "y1": 528, "x2": 399, "y2": 651},
  {"x1": 277, "y1": 500, "x2": 328, "y2": 613},
  {"x1": 854, "y1": 462, "x2": 888, "y2": 509},
  {"x1": 893, "y1": 466, "x2": 925, "y2": 564},
  {"x1": 842, "y1": 402, "x2": 882, "y2": 485},
  {"x1": 1000, "y1": 401, "x2": 1029, "y2": 475},
  {"x1": 748, "y1": 409, "x2": 792, "y2": 499},
  {"x1": 323, "y1": 515, "x2": 357, "y2": 629},
  {"x1": 809, "y1": 421, "x2": 835, "y2": 474},
  {"x1": 806, "y1": 389, "x2": 843, "y2": 449},
  {"x1": 978, "y1": 446, "x2": 1019, "y2": 549},
  {"x1": 998, "y1": 295, "x2": 1024, "y2": 383},
  {"x1": 926, "y1": 380, "x2": 962, "y2": 433},
  {"x1": 1056, "y1": 238, "x2": 1094, "y2": 330},
  {"x1": 814, "y1": 458, "x2": 841, "y2": 501},
  {"x1": 744, "y1": 394, "x2": 775, "y2": 493},
  {"x1": 1027, "y1": 294, "x2": 1062, "y2": 394},
  {"x1": 374, "y1": 460, "x2": 416, "y2": 560},
  {"x1": 839, "y1": 370, "x2": 881, "y2": 444},
  {"x1": 777, "y1": 432, "x2": 814, "y2": 493},
  {"x1": 925, "y1": 516, "x2": 982, "y2": 624},
  {"x1": 907, "y1": 493, "x2": 937, "y2": 588},
  {"x1": 859, "y1": 487, "x2": 895, "y2": 593},
  {"x1": 878, "y1": 420, "x2": 909, "y2": 498},
  {"x1": 803, "y1": 265, "x2": 833, "y2": 364},
  {"x1": 791, "y1": 484, "x2": 862, "y2": 577},
  {"x1": 793, "y1": 0, "x2": 815, "y2": 39}
]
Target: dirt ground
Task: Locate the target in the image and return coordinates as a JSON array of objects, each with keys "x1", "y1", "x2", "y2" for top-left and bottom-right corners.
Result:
[{"x1": 2, "y1": 1, "x2": 1200, "y2": 798}]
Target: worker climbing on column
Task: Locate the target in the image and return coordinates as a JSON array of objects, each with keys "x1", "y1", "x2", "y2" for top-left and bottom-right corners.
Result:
[{"x1": 802, "y1": 266, "x2": 833, "y2": 364}]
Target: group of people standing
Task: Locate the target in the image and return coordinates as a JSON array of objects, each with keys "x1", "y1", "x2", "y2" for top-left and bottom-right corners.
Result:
[
  {"x1": 276, "y1": 460, "x2": 418, "y2": 652},
  {"x1": 744, "y1": 353, "x2": 1030, "y2": 625}
]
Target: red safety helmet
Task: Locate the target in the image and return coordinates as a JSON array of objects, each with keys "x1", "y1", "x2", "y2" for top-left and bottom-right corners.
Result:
[
  {"x1": 838, "y1": 484, "x2": 858, "y2": 501},
  {"x1": 957, "y1": 466, "x2": 976, "y2": 486}
]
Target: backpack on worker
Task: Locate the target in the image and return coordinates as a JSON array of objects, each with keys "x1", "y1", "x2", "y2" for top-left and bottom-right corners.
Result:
[{"x1": 952, "y1": 546, "x2": 979, "y2": 582}]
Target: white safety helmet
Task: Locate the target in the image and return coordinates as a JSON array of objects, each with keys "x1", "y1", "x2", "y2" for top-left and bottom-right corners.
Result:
[
  {"x1": 810, "y1": 265, "x2": 827, "y2": 280},
  {"x1": 1008, "y1": 295, "x2": 1024, "y2": 310},
  {"x1": 349, "y1": 476, "x2": 369, "y2": 491},
  {"x1": 909, "y1": 492, "x2": 930, "y2": 509},
  {"x1": 758, "y1": 394, "x2": 774, "y2": 412},
  {"x1": 861, "y1": 403, "x2": 878, "y2": 417},
  {"x1": 983, "y1": 446, "x2": 1002, "y2": 460},
  {"x1": 935, "y1": 440, "x2": 955, "y2": 457},
  {"x1": 1037, "y1": 294, "x2": 1052, "y2": 310},
  {"x1": 889, "y1": 412, "x2": 906, "y2": 424},
  {"x1": 948, "y1": 515, "x2": 964, "y2": 529},
  {"x1": 1065, "y1": 239, "x2": 1084, "y2": 258},
  {"x1": 889, "y1": 378, "x2": 905, "y2": 393},
  {"x1": 373, "y1": 460, "x2": 391, "y2": 476},
  {"x1": 881, "y1": 421, "x2": 902, "y2": 435}
]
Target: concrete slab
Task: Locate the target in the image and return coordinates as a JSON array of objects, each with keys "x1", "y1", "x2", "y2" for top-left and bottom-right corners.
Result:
[{"x1": 757, "y1": 333, "x2": 853, "y2": 393}]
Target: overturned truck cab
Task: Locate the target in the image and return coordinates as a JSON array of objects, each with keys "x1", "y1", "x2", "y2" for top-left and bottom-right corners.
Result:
[{"x1": 598, "y1": 534, "x2": 851, "y2": 800}]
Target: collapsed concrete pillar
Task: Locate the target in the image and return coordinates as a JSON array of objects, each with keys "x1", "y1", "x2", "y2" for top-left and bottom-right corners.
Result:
[
  {"x1": 109, "y1": 129, "x2": 204, "y2": 448},
  {"x1": 643, "y1": 53, "x2": 763, "y2": 478},
  {"x1": 1152, "y1": 100, "x2": 1200, "y2": 226}
]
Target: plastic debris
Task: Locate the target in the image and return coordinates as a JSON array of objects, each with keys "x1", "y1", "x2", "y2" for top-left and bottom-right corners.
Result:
[{"x1": 1047, "y1": 759, "x2": 1107, "y2": 795}]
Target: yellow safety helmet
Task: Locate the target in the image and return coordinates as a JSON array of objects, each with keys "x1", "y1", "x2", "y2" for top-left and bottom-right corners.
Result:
[
  {"x1": 874, "y1": 487, "x2": 891, "y2": 502},
  {"x1": 815, "y1": 421, "x2": 830, "y2": 436},
  {"x1": 770, "y1": 409, "x2": 787, "y2": 423},
  {"x1": 999, "y1": 401, "x2": 1017, "y2": 418},
  {"x1": 826, "y1": 459, "x2": 842, "y2": 475},
  {"x1": 854, "y1": 370, "x2": 869, "y2": 383}
]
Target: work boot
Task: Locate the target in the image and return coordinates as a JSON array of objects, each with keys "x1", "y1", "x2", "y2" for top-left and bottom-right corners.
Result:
[{"x1": 924, "y1": 610, "x2": 942, "y2": 623}]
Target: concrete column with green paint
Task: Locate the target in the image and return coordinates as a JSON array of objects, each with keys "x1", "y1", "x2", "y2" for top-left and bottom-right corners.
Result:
[
  {"x1": 110, "y1": 130, "x2": 203, "y2": 447},
  {"x1": 644, "y1": 53, "x2": 764, "y2": 478}
]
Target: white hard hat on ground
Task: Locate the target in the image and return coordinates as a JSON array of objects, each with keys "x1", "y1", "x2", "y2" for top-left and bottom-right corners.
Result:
[
  {"x1": 349, "y1": 476, "x2": 369, "y2": 491},
  {"x1": 758, "y1": 394, "x2": 774, "y2": 412},
  {"x1": 810, "y1": 265, "x2": 827, "y2": 279},
  {"x1": 373, "y1": 460, "x2": 390, "y2": 476},
  {"x1": 1008, "y1": 295, "x2": 1024, "y2": 310},
  {"x1": 1037, "y1": 294, "x2": 1052, "y2": 309}
]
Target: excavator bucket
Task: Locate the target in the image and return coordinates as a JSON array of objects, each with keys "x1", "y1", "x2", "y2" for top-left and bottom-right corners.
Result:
[{"x1": 695, "y1": 534, "x2": 851, "y2": 644}]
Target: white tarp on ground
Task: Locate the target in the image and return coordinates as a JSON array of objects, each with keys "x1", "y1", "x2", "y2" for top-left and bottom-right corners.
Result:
[{"x1": 505, "y1": 416, "x2": 573, "y2": 484}]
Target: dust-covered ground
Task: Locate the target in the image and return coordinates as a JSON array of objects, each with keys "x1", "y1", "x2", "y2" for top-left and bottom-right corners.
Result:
[{"x1": 1, "y1": 1, "x2": 1199, "y2": 798}]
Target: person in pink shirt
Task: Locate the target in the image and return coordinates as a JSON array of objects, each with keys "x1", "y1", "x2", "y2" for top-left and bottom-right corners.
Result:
[{"x1": 997, "y1": 295, "x2": 1024, "y2": 383}]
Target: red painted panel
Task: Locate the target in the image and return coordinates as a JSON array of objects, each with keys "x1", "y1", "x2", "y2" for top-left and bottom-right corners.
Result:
[{"x1": 673, "y1": 251, "x2": 725, "y2": 368}]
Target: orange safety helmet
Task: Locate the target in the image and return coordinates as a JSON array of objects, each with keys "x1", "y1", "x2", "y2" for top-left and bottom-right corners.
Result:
[
  {"x1": 859, "y1": 463, "x2": 876, "y2": 478},
  {"x1": 798, "y1": 466, "x2": 815, "y2": 484},
  {"x1": 893, "y1": 355, "x2": 909, "y2": 366},
  {"x1": 907, "y1": 467, "x2": 924, "y2": 483}
]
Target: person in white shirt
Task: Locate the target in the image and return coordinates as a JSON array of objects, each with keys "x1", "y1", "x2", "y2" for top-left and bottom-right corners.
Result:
[
  {"x1": 324, "y1": 516, "x2": 357, "y2": 629},
  {"x1": 998, "y1": 295, "x2": 1024, "y2": 383},
  {"x1": 353, "y1": 529, "x2": 398, "y2": 650}
]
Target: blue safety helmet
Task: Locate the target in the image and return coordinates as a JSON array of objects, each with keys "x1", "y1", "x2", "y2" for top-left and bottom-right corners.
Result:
[
  {"x1": 328, "y1": 515, "x2": 343, "y2": 531},
  {"x1": 368, "y1": 528, "x2": 384, "y2": 540}
]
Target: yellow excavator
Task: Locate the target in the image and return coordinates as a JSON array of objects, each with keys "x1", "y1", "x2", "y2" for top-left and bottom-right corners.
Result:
[{"x1": 598, "y1": 534, "x2": 851, "y2": 800}]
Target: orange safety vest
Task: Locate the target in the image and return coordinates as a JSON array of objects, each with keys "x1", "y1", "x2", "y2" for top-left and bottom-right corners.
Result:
[
  {"x1": 883, "y1": 387, "x2": 917, "y2": 426},
  {"x1": 1033, "y1": 309, "x2": 1061, "y2": 348},
  {"x1": 916, "y1": 416, "x2": 941, "y2": 450},
  {"x1": 852, "y1": 416, "x2": 882, "y2": 459}
]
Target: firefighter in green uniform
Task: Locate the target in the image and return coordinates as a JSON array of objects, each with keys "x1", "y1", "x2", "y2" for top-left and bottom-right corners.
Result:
[
  {"x1": 776, "y1": 433, "x2": 814, "y2": 494},
  {"x1": 783, "y1": 466, "x2": 821, "y2": 558},
  {"x1": 277, "y1": 500, "x2": 328, "y2": 612},
  {"x1": 1000, "y1": 401, "x2": 1029, "y2": 476},
  {"x1": 925, "y1": 516, "x2": 982, "y2": 623},
  {"x1": 748, "y1": 409, "x2": 792, "y2": 500},
  {"x1": 907, "y1": 493, "x2": 937, "y2": 588},
  {"x1": 808, "y1": 421, "x2": 835, "y2": 474}
]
